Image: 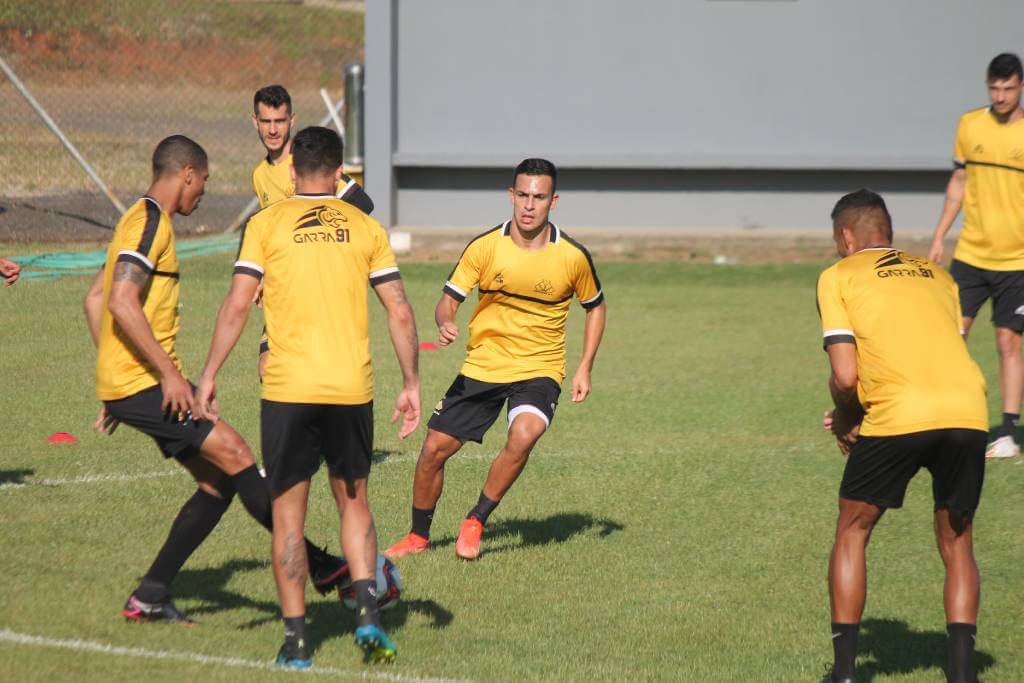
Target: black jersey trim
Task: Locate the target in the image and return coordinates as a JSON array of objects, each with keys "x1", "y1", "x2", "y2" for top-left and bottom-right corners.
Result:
[
  {"x1": 136, "y1": 197, "x2": 162, "y2": 258},
  {"x1": 964, "y1": 160, "x2": 1024, "y2": 174},
  {"x1": 560, "y1": 230, "x2": 603, "y2": 292},
  {"x1": 233, "y1": 265, "x2": 264, "y2": 280},
  {"x1": 446, "y1": 223, "x2": 506, "y2": 281},
  {"x1": 152, "y1": 270, "x2": 180, "y2": 279},
  {"x1": 478, "y1": 287, "x2": 573, "y2": 306},
  {"x1": 116, "y1": 251, "x2": 154, "y2": 273},
  {"x1": 259, "y1": 339, "x2": 270, "y2": 354},
  {"x1": 370, "y1": 271, "x2": 402, "y2": 286},
  {"x1": 823, "y1": 334, "x2": 856, "y2": 349},
  {"x1": 581, "y1": 291, "x2": 604, "y2": 310},
  {"x1": 338, "y1": 176, "x2": 375, "y2": 214},
  {"x1": 443, "y1": 283, "x2": 467, "y2": 302}
]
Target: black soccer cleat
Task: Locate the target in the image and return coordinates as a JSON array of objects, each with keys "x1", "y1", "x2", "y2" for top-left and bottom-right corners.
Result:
[
  {"x1": 820, "y1": 676, "x2": 856, "y2": 683},
  {"x1": 310, "y1": 548, "x2": 348, "y2": 595},
  {"x1": 122, "y1": 593, "x2": 196, "y2": 626}
]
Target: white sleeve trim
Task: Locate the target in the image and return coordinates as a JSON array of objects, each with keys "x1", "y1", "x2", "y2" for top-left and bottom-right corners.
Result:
[
  {"x1": 581, "y1": 289, "x2": 603, "y2": 305},
  {"x1": 508, "y1": 405, "x2": 550, "y2": 430},
  {"x1": 445, "y1": 281, "x2": 468, "y2": 298},
  {"x1": 823, "y1": 328, "x2": 855, "y2": 338},
  {"x1": 118, "y1": 249, "x2": 154, "y2": 270},
  {"x1": 370, "y1": 266, "x2": 400, "y2": 279},
  {"x1": 234, "y1": 260, "x2": 265, "y2": 274},
  {"x1": 337, "y1": 179, "x2": 357, "y2": 197}
]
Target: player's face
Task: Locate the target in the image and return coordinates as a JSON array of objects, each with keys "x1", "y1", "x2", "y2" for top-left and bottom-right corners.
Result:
[
  {"x1": 510, "y1": 174, "x2": 558, "y2": 231},
  {"x1": 179, "y1": 166, "x2": 209, "y2": 216},
  {"x1": 987, "y1": 75, "x2": 1023, "y2": 116},
  {"x1": 253, "y1": 103, "x2": 294, "y2": 154}
]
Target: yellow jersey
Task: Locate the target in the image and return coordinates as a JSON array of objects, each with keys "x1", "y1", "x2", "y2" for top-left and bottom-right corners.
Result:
[
  {"x1": 252, "y1": 152, "x2": 373, "y2": 213},
  {"x1": 444, "y1": 221, "x2": 603, "y2": 384},
  {"x1": 952, "y1": 106, "x2": 1024, "y2": 270},
  {"x1": 235, "y1": 194, "x2": 399, "y2": 404},
  {"x1": 817, "y1": 247, "x2": 987, "y2": 436},
  {"x1": 96, "y1": 197, "x2": 184, "y2": 400}
]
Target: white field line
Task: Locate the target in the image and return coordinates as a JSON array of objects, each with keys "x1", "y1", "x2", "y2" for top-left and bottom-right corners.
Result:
[
  {"x1": 0, "y1": 628, "x2": 470, "y2": 683},
  {"x1": 0, "y1": 469, "x2": 182, "y2": 491}
]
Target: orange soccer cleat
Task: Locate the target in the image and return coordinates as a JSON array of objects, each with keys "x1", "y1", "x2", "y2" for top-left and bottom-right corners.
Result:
[
  {"x1": 384, "y1": 532, "x2": 430, "y2": 558},
  {"x1": 455, "y1": 518, "x2": 484, "y2": 560}
]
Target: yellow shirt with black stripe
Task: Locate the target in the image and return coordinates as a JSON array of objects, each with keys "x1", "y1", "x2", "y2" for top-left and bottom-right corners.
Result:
[
  {"x1": 236, "y1": 194, "x2": 399, "y2": 404},
  {"x1": 444, "y1": 221, "x2": 603, "y2": 384},
  {"x1": 252, "y1": 153, "x2": 371, "y2": 211},
  {"x1": 951, "y1": 106, "x2": 1024, "y2": 270},
  {"x1": 817, "y1": 247, "x2": 987, "y2": 436},
  {"x1": 96, "y1": 196, "x2": 184, "y2": 401}
]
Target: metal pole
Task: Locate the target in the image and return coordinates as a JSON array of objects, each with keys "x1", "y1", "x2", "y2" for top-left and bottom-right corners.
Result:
[
  {"x1": 223, "y1": 92, "x2": 347, "y2": 233},
  {"x1": 343, "y1": 64, "x2": 365, "y2": 167},
  {"x1": 0, "y1": 55, "x2": 126, "y2": 215}
]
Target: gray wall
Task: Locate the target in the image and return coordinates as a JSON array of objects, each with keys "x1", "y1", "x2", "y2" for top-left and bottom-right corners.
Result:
[{"x1": 367, "y1": 0, "x2": 1024, "y2": 229}]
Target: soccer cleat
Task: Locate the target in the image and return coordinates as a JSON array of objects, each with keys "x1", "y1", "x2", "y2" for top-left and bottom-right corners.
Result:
[
  {"x1": 275, "y1": 641, "x2": 312, "y2": 669},
  {"x1": 355, "y1": 624, "x2": 397, "y2": 664},
  {"x1": 986, "y1": 435, "x2": 1020, "y2": 459},
  {"x1": 820, "y1": 677, "x2": 856, "y2": 683},
  {"x1": 310, "y1": 548, "x2": 348, "y2": 595},
  {"x1": 384, "y1": 532, "x2": 430, "y2": 558},
  {"x1": 455, "y1": 517, "x2": 484, "y2": 560},
  {"x1": 122, "y1": 593, "x2": 195, "y2": 626}
]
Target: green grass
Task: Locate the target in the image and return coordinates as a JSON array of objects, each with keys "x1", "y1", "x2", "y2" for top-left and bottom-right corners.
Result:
[{"x1": 0, "y1": 255, "x2": 1021, "y2": 681}]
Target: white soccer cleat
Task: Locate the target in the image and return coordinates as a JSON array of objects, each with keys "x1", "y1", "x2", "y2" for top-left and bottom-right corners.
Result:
[{"x1": 986, "y1": 435, "x2": 1020, "y2": 459}]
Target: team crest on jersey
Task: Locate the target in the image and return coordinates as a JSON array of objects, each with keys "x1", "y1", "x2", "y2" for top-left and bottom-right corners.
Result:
[
  {"x1": 292, "y1": 205, "x2": 351, "y2": 244},
  {"x1": 494, "y1": 271, "x2": 505, "y2": 285},
  {"x1": 873, "y1": 250, "x2": 933, "y2": 279},
  {"x1": 973, "y1": 144, "x2": 984, "y2": 155},
  {"x1": 534, "y1": 279, "x2": 554, "y2": 295},
  {"x1": 1011, "y1": 148, "x2": 1024, "y2": 161}
]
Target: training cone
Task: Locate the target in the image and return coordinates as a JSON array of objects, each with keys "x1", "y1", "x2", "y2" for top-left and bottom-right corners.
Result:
[
  {"x1": 420, "y1": 342, "x2": 438, "y2": 351},
  {"x1": 48, "y1": 432, "x2": 78, "y2": 445}
]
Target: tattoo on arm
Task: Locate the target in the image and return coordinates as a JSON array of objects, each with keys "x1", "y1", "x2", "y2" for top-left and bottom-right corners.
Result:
[
  {"x1": 278, "y1": 532, "x2": 309, "y2": 585},
  {"x1": 408, "y1": 327, "x2": 419, "y2": 374},
  {"x1": 113, "y1": 261, "x2": 151, "y2": 288}
]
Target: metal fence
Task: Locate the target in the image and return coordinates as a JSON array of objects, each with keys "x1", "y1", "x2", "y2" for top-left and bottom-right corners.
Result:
[{"x1": 1, "y1": 0, "x2": 364, "y2": 239}]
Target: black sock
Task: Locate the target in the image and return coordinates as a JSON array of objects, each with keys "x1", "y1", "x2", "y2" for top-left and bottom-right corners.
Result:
[
  {"x1": 947, "y1": 623, "x2": 976, "y2": 683},
  {"x1": 230, "y1": 465, "x2": 274, "y2": 531},
  {"x1": 137, "y1": 489, "x2": 232, "y2": 601},
  {"x1": 467, "y1": 492, "x2": 499, "y2": 524},
  {"x1": 351, "y1": 578, "x2": 380, "y2": 628},
  {"x1": 830, "y1": 622, "x2": 859, "y2": 680},
  {"x1": 1000, "y1": 412, "x2": 1019, "y2": 439},
  {"x1": 283, "y1": 615, "x2": 309, "y2": 657},
  {"x1": 411, "y1": 506, "x2": 435, "y2": 539}
]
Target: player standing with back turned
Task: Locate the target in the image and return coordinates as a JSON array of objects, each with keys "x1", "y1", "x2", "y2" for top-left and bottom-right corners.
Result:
[{"x1": 385, "y1": 158, "x2": 606, "y2": 561}]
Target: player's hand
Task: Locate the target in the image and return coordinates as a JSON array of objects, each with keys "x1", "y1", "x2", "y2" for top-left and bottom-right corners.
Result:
[
  {"x1": 194, "y1": 376, "x2": 220, "y2": 422},
  {"x1": 438, "y1": 321, "x2": 459, "y2": 346},
  {"x1": 252, "y1": 280, "x2": 264, "y2": 309},
  {"x1": 571, "y1": 367, "x2": 592, "y2": 403},
  {"x1": 825, "y1": 409, "x2": 861, "y2": 456},
  {"x1": 94, "y1": 405, "x2": 120, "y2": 435},
  {"x1": 0, "y1": 258, "x2": 20, "y2": 286},
  {"x1": 160, "y1": 369, "x2": 195, "y2": 422},
  {"x1": 391, "y1": 384, "x2": 421, "y2": 439},
  {"x1": 927, "y1": 240, "x2": 944, "y2": 265}
]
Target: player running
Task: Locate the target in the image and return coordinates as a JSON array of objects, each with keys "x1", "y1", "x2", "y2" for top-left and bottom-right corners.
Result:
[
  {"x1": 820, "y1": 190, "x2": 986, "y2": 683},
  {"x1": 385, "y1": 158, "x2": 606, "y2": 561},
  {"x1": 928, "y1": 53, "x2": 1024, "y2": 459},
  {"x1": 83, "y1": 136, "x2": 346, "y2": 626},
  {"x1": 196, "y1": 126, "x2": 420, "y2": 667}
]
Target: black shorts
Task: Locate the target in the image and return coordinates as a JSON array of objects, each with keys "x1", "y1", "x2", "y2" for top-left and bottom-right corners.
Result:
[
  {"x1": 950, "y1": 259, "x2": 1024, "y2": 331},
  {"x1": 427, "y1": 374, "x2": 561, "y2": 444},
  {"x1": 840, "y1": 428, "x2": 986, "y2": 519},
  {"x1": 104, "y1": 384, "x2": 214, "y2": 462},
  {"x1": 261, "y1": 400, "x2": 373, "y2": 491}
]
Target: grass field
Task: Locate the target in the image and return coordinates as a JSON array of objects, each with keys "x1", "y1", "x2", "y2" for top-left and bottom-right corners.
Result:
[{"x1": 0, "y1": 253, "x2": 1021, "y2": 681}]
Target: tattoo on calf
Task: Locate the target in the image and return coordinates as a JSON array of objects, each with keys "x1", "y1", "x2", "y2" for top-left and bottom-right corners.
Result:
[{"x1": 278, "y1": 532, "x2": 309, "y2": 584}]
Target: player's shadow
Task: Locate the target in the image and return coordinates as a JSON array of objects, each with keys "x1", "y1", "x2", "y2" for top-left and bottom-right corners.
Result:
[
  {"x1": 371, "y1": 448, "x2": 396, "y2": 464},
  {"x1": 855, "y1": 618, "x2": 995, "y2": 682},
  {"x1": 0, "y1": 469, "x2": 34, "y2": 485},
  {"x1": 431, "y1": 512, "x2": 625, "y2": 555}
]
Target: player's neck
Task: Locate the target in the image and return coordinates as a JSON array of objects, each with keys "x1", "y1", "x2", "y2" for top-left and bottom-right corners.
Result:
[
  {"x1": 267, "y1": 139, "x2": 292, "y2": 165},
  {"x1": 509, "y1": 220, "x2": 551, "y2": 251},
  {"x1": 145, "y1": 182, "x2": 179, "y2": 217},
  {"x1": 991, "y1": 106, "x2": 1024, "y2": 124}
]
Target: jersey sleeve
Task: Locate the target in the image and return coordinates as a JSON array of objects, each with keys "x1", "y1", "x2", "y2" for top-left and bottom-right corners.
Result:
[
  {"x1": 337, "y1": 174, "x2": 375, "y2": 214},
  {"x1": 816, "y1": 265, "x2": 854, "y2": 349},
  {"x1": 115, "y1": 200, "x2": 167, "y2": 275},
  {"x1": 443, "y1": 238, "x2": 486, "y2": 302},
  {"x1": 572, "y1": 247, "x2": 604, "y2": 310},
  {"x1": 233, "y1": 215, "x2": 265, "y2": 280},
  {"x1": 953, "y1": 115, "x2": 967, "y2": 169},
  {"x1": 368, "y1": 219, "x2": 401, "y2": 286}
]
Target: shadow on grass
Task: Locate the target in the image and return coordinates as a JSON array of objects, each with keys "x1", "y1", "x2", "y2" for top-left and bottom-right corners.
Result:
[
  {"x1": 431, "y1": 512, "x2": 625, "y2": 555},
  {"x1": 371, "y1": 448, "x2": 396, "y2": 464},
  {"x1": 0, "y1": 469, "x2": 34, "y2": 485},
  {"x1": 172, "y1": 556, "x2": 453, "y2": 656},
  {"x1": 857, "y1": 618, "x2": 995, "y2": 682}
]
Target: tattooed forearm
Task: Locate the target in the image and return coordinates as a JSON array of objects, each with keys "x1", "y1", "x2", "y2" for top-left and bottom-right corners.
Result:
[
  {"x1": 278, "y1": 532, "x2": 308, "y2": 584},
  {"x1": 113, "y1": 261, "x2": 151, "y2": 287}
]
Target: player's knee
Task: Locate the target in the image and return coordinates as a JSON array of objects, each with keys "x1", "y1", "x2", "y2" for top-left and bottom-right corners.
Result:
[
  {"x1": 995, "y1": 330, "x2": 1022, "y2": 357},
  {"x1": 507, "y1": 419, "x2": 544, "y2": 453}
]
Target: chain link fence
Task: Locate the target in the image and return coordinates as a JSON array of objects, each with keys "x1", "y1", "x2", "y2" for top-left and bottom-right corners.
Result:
[{"x1": 0, "y1": 0, "x2": 363, "y2": 241}]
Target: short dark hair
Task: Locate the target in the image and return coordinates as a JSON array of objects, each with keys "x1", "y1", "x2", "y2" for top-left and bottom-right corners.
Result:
[
  {"x1": 513, "y1": 158, "x2": 557, "y2": 193},
  {"x1": 254, "y1": 84, "x2": 292, "y2": 114},
  {"x1": 291, "y1": 126, "x2": 343, "y2": 177},
  {"x1": 152, "y1": 135, "x2": 207, "y2": 178},
  {"x1": 831, "y1": 188, "x2": 892, "y2": 240},
  {"x1": 987, "y1": 53, "x2": 1023, "y2": 82}
]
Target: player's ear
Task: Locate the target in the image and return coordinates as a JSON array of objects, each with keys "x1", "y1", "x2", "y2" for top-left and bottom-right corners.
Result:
[
  {"x1": 334, "y1": 165, "x2": 344, "y2": 184},
  {"x1": 550, "y1": 192, "x2": 560, "y2": 211},
  {"x1": 182, "y1": 165, "x2": 194, "y2": 185},
  {"x1": 251, "y1": 113, "x2": 259, "y2": 131}
]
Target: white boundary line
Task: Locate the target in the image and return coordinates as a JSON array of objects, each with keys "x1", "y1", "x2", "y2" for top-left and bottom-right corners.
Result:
[
  {"x1": 0, "y1": 628, "x2": 470, "y2": 683},
  {"x1": 0, "y1": 470, "x2": 182, "y2": 491}
]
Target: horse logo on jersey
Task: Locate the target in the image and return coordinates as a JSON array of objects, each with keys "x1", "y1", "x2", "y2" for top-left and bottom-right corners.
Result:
[
  {"x1": 534, "y1": 279, "x2": 554, "y2": 295},
  {"x1": 292, "y1": 205, "x2": 350, "y2": 244},
  {"x1": 874, "y1": 250, "x2": 933, "y2": 279}
]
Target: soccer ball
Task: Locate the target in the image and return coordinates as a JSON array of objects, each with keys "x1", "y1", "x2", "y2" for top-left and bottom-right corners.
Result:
[{"x1": 338, "y1": 554, "x2": 402, "y2": 611}]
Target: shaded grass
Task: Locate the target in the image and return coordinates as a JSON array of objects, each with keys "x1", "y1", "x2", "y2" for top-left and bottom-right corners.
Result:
[{"x1": 0, "y1": 256, "x2": 1020, "y2": 681}]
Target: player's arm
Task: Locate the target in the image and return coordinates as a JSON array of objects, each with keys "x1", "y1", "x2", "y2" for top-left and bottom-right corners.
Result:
[
  {"x1": 195, "y1": 272, "x2": 259, "y2": 420},
  {"x1": 825, "y1": 342, "x2": 863, "y2": 455},
  {"x1": 435, "y1": 292, "x2": 462, "y2": 346},
  {"x1": 338, "y1": 175, "x2": 374, "y2": 214},
  {"x1": 373, "y1": 278, "x2": 421, "y2": 438},
  {"x1": 83, "y1": 267, "x2": 104, "y2": 346},
  {"x1": 928, "y1": 168, "x2": 966, "y2": 264},
  {"x1": 572, "y1": 301, "x2": 607, "y2": 403},
  {"x1": 107, "y1": 260, "x2": 193, "y2": 416}
]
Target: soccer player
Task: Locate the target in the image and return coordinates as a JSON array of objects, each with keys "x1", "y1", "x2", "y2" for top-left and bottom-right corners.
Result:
[
  {"x1": 819, "y1": 190, "x2": 987, "y2": 683},
  {"x1": 195, "y1": 126, "x2": 420, "y2": 667},
  {"x1": 83, "y1": 135, "x2": 346, "y2": 626},
  {"x1": 927, "y1": 52, "x2": 1024, "y2": 459},
  {"x1": 385, "y1": 158, "x2": 606, "y2": 561},
  {"x1": 0, "y1": 257, "x2": 20, "y2": 285}
]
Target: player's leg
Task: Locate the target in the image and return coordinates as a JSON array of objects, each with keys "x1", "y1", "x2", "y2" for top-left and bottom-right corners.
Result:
[
  {"x1": 272, "y1": 479, "x2": 313, "y2": 669},
  {"x1": 948, "y1": 260, "x2": 987, "y2": 342},
  {"x1": 992, "y1": 326, "x2": 1022, "y2": 453},
  {"x1": 456, "y1": 378, "x2": 560, "y2": 560}
]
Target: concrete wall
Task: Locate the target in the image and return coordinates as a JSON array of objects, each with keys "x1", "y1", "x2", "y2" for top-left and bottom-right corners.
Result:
[{"x1": 367, "y1": 0, "x2": 1024, "y2": 229}]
